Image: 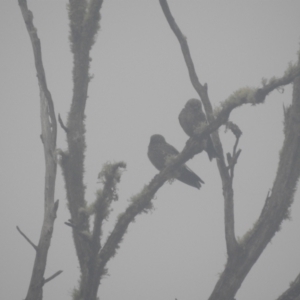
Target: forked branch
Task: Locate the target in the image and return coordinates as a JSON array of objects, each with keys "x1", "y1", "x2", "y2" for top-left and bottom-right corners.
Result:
[
  {"x1": 159, "y1": 1, "x2": 300, "y2": 299},
  {"x1": 159, "y1": 0, "x2": 239, "y2": 256}
]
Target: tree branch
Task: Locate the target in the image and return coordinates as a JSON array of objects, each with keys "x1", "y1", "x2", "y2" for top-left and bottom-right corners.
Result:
[
  {"x1": 225, "y1": 121, "x2": 242, "y2": 179},
  {"x1": 92, "y1": 63, "x2": 300, "y2": 285},
  {"x1": 68, "y1": 0, "x2": 87, "y2": 53},
  {"x1": 276, "y1": 273, "x2": 300, "y2": 300},
  {"x1": 43, "y1": 270, "x2": 63, "y2": 285},
  {"x1": 16, "y1": 226, "x2": 37, "y2": 251},
  {"x1": 159, "y1": 0, "x2": 239, "y2": 257},
  {"x1": 159, "y1": 0, "x2": 300, "y2": 261},
  {"x1": 82, "y1": 0, "x2": 103, "y2": 48},
  {"x1": 159, "y1": 1, "x2": 300, "y2": 298},
  {"x1": 159, "y1": 0, "x2": 213, "y2": 119},
  {"x1": 208, "y1": 53, "x2": 300, "y2": 300},
  {"x1": 18, "y1": 1, "x2": 58, "y2": 299},
  {"x1": 58, "y1": 114, "x2": 68, "y2": 133},
  {"x1": 59, "y1": 1, "x2": 104, "y2": 299},
  {"x1": 92, "y1": 162, "x2": 126, "y2": 250}
]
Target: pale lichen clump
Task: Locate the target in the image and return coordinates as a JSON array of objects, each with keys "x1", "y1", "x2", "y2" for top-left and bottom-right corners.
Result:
[
  {"x1": 237, "y1": 225, "x2": 256, "y2": 246},
  {"x1": 98, "y1": 161, "x2": 126, "y2": 185},
  {"x1": 97, "y1": 161, "x2": 126, "y2": 202},
  {"x1": 261, "y1": 76, "x2": 277, "y2": 87},
  {"x1": 128, "y1": 186, "x2": 154, "y2": 213},
  {"x1": 194, "y1": 123, "x2": 207, "y2": 135},
  {"x1": 284, "y1": 61, "x2": 299, "y2": 77},
  {"x1": 165, "y1": 154, "x2": 176, "y2": 167},
  {"x1": 164, "y1": 155, "x2": 181, "y2": 183},
  {"x1": 213, "y1": 105, "x2": 222, "y2": 118},
  {"x1": 213, "y1": 87, "x2": 256, "y2": 119},
  {"x1": 226, "y1": 87, "x2": 257, "y2": 106},
  {"x1": 79, "y1": 202, "x2": 96, "y2": 217}
]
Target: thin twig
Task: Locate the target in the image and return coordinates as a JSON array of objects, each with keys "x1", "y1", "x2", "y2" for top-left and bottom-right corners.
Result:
[
  {"x1": 233, "y1": 137, "x2": 240, "y2": 158},
  {"x1": 64, "y1": 221, "x2": 76, "y2": 228},
  {"x1": 58, "y1": 114, "x2": 68, "y2": 133},
  {"x1": 230, "y1": 148, "x2": 242, "y2": 180},
  {"x1": 16, "y1": 226, "x2": 38, "y2": 251},
  {"x1": 43, "y1": 270, "x2": 63, "y2": 285},
  {"x1": 225, "y1": 121, "x2": 242, "y2": 179},
  {"x1": 64, "y1": 221, "x2": 91, "y2": 242},
  {"x1": 226, "y1": 121, "x2": 242, "y2": 139}
]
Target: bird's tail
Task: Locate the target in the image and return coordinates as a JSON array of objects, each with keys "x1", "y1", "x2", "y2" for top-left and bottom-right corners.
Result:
[
  {"x1": 177, "y1": 166, "x2": 204, "y2": 189},
  {"x1": 206, "y1": 136, "x2": 218, "y2": 161}
]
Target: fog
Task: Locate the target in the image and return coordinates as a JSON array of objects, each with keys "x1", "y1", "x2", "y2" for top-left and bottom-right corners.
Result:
[{"x1": 1, "y1": 1, "x2": 300, "y2": 299}]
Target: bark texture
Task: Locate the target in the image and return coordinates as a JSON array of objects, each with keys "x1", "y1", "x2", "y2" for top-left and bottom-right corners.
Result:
[{"x1": 18, "y1": 1, "x2": 59, "y2": 299}]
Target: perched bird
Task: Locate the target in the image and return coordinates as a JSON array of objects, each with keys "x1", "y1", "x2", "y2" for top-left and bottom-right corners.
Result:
[
  {"x1": 179, "y1": 98, "x2": 217, "y2": 161},
  {"x1": 148, "y1": 134, "x2": 204, "y2": 189}
]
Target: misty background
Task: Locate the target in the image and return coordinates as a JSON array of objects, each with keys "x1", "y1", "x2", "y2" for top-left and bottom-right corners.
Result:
[{"x1": 1, "y1": 0, "x2": 300, "y2": 299}]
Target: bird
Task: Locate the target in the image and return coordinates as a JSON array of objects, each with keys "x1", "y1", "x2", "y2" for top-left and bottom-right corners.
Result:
[
  {"x1": 179, "y1": 98, "x2": 217, "y2": 161},
  {"x1": 148, "y1": 134, "x2": 204, "y2": 189}
]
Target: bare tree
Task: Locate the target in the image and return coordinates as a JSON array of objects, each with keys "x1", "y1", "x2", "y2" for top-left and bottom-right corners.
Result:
[
  {"x1": 17, "y1": 1, "x2": 60, "y2": 299},
  {"x1": 18, "y1": 0, "x2": 300, "y2": 300}
]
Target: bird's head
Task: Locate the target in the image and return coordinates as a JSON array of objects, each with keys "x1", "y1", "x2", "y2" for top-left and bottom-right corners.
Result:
[
  {"x1": 185, "y1": 98, "x2": 202, "y2": 110},
  {"x1": 149, "y1": 134, "x2": 166, "y2": 144}
]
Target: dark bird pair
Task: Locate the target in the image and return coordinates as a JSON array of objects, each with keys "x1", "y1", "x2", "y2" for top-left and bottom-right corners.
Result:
[{"x1": 148, "y1": 99, "x2": 216, "y2": 189}]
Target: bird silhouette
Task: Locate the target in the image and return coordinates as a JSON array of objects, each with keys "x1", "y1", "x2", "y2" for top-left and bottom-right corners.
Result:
[
  {"x1": 179, "y1": 98, "x2": 217, "y2": 161},
  {"x1": 148, "y1": 134, "x2": 204, "y2": 189}
]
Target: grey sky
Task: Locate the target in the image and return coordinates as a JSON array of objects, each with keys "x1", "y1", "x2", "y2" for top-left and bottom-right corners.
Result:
[{"x1": 1, "y1": 1, "x2": 300, "y2": 299}]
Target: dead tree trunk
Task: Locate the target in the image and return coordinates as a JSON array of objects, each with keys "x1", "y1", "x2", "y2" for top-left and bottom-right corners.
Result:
[{"x1": 18, "y1": 1, "x2": 60, "y2": 299}]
